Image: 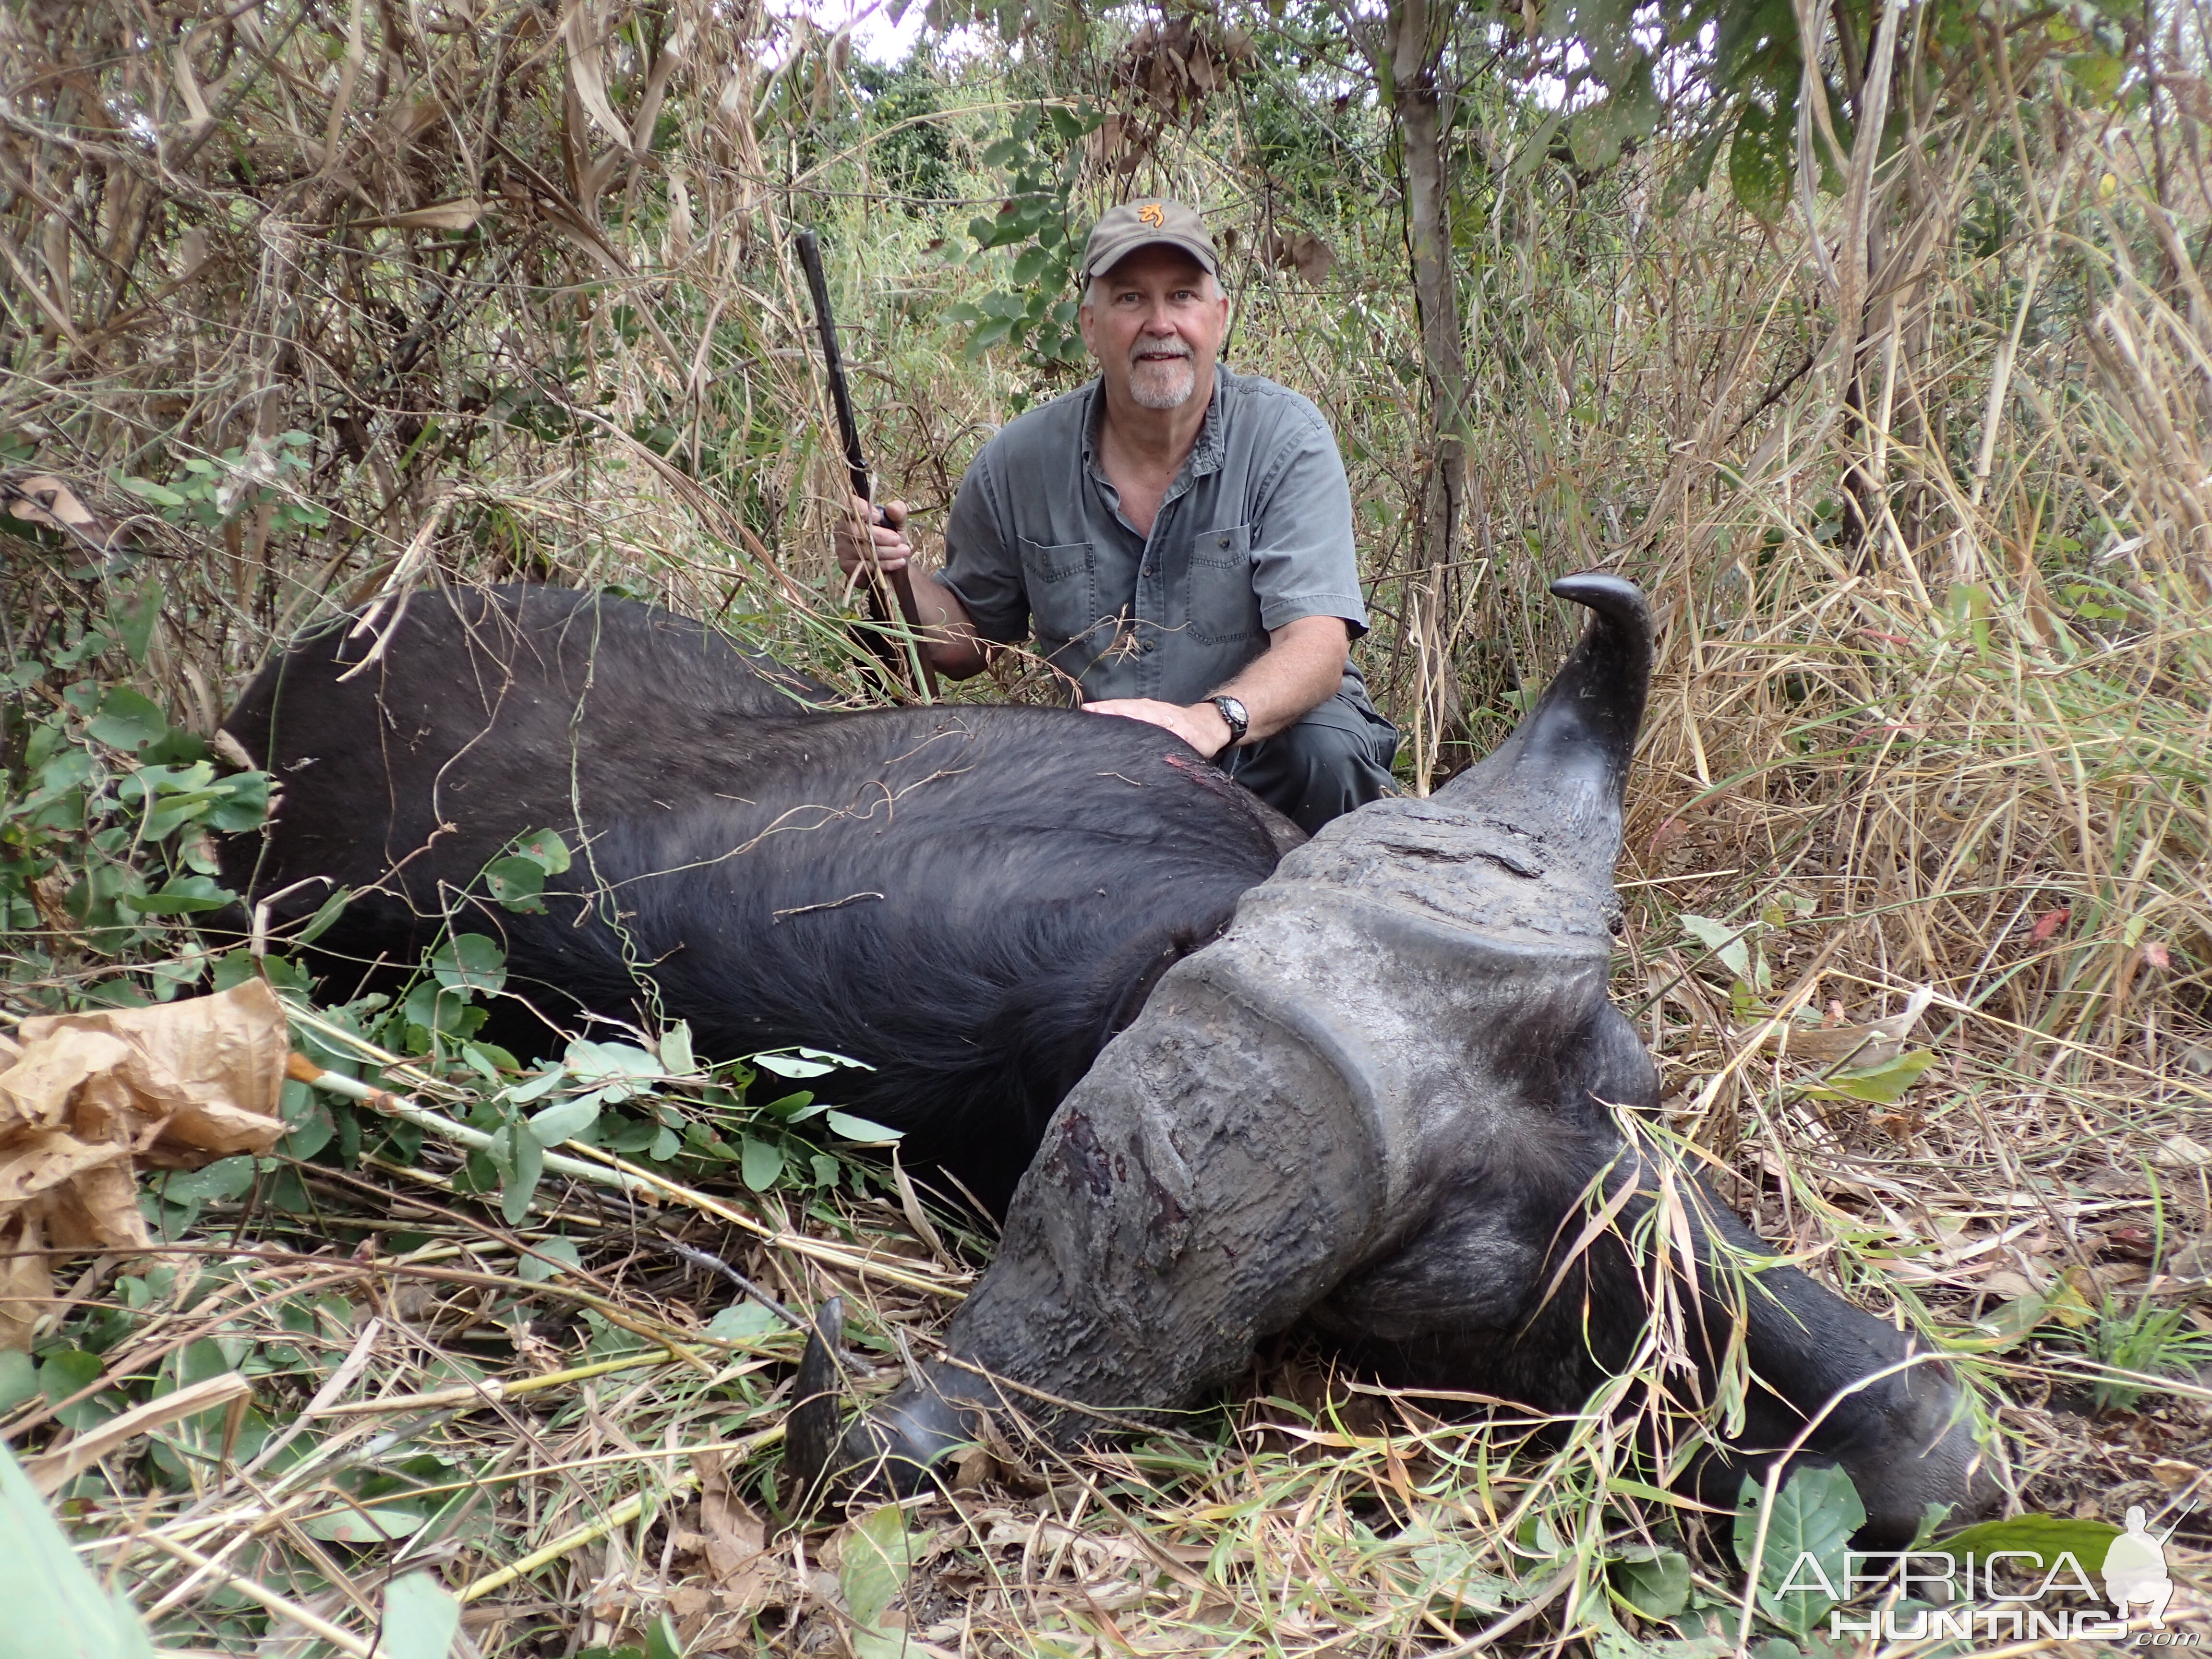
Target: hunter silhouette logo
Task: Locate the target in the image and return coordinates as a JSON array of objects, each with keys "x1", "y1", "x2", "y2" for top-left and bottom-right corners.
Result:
[
  {"x1": 1138, "y1": 203, "x2": 1164, "y2": 226},
  {"x1": 2105, "y1": 1505, "x2": 2176, "y2": 1625}
]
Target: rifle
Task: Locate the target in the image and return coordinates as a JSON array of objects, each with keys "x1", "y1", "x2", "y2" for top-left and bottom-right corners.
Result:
[{"x1": 794, "y1": 228, "x2": 938, "y2": 700}]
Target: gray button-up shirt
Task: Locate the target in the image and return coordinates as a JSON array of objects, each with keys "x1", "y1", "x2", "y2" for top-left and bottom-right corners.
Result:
[{"x1": 938, "y1": 365, "x2": 1369, "y2": 706}]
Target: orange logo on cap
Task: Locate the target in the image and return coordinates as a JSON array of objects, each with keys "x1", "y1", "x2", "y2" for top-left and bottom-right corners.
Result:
[{"x1": 1138, "y1": 203, "x2": 1164, "y2": 226}]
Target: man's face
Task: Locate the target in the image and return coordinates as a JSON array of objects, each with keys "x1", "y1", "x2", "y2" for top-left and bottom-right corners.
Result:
[{"x1": 1079, "y1": 246, "x2": 1229, "y2": 413}]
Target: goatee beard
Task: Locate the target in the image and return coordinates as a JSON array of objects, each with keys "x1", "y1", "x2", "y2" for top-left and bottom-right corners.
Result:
[{"x1": 1129, "y1": 357, "x2": 1196, "y2": 410}]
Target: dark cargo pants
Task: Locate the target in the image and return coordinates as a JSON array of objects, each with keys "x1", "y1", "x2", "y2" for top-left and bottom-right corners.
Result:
[{"x1": 1220, "y1": 687, "x2": 1399, "y2": 834}]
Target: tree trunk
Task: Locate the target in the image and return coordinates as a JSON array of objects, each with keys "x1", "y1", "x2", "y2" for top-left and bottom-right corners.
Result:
[{"x1": 1374, "y1": 0, "x2": 1467, "y2": 794}]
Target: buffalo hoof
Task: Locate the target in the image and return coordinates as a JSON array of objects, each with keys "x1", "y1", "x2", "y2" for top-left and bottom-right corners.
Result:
[
  {"x1": 829, "y1": 1372, "x2": 983, "y2": 1496},
  {"x1": 786, "y1": 1336, "x2": 987, "y2": 1509}
]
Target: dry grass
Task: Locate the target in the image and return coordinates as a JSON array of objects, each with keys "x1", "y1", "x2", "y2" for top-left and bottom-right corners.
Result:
[{"x1": 3, "y1": 1, "x2": 2212, "y2": 1655}]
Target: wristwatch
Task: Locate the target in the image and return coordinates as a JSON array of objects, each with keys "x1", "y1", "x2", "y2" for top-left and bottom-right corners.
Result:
[{"x1": 1209, "y1": 695, "x2": 1250, "y2": 747}]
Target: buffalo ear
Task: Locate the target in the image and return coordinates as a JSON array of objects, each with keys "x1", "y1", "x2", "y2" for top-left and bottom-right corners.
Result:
[{"x1": 1575, "y1": 1001, "x2": 1661, "y2": 1118}]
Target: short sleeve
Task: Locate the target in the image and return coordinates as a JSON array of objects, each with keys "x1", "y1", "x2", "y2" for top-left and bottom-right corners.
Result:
[
  {"x1": 937, "y1": 449, "x2": 1030, "y2": 644},
  {"x1": 1249, "y1": 404, "x2": 1368, "y2": 639}
]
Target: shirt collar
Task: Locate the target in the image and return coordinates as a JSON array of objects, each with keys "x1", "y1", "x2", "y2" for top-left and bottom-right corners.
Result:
[{"x1": 1079, "y1": 363, "x2": 1234, "y2": 483}]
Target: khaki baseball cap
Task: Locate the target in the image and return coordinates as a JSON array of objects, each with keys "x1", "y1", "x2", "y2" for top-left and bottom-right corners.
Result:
[{"x1": 1079, "y1": 199, "x2": 1219, "y2": 284}]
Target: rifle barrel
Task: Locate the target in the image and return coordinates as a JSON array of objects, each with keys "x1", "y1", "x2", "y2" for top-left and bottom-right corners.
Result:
[{"x1": 794, "y1": 229, "x2": 938, "y2": 699}]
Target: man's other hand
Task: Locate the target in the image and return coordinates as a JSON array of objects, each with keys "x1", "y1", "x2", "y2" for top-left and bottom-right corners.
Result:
[
  {"x1": 834, "y1": 495, "x2": 912, "y2": 576},
  {"x1": 1085, "y1": 697, "x2": 1233, "y2": 758}
]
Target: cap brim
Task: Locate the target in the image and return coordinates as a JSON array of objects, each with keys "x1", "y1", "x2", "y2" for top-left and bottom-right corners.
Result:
[{"x1": 1083, "y1": 233, "x2": 1219, "y2": 283}]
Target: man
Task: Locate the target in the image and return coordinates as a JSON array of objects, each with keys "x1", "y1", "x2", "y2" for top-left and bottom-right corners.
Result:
[{"x1": 836, "y1": 198, "x2": 1396, "y2": 833}]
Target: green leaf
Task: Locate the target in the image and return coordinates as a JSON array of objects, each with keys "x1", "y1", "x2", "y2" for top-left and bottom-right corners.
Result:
[
  {"x1": 404, "y1": 980, "x2": 484, "y2": 1039},
  {"x1": 505, "y1": 1065, "x2": 571, "y2": 1105},
  {"x1": 1662, "y1": 124, "x2": 1724, "y2": 214},
  {"x1": 1727, "y1": 96, "x2": 1795, "y2": 223},
  {"x1": 518, "y1": 1238, "x2": 583, "y2": 1284},
  {"x1": 528, "y1": 1094, "x2": 601, "y2": 1145},
  {"x1": 1378, "y1": 1521, "x2": 1512, "y2": 1617},
  {"x1": 566, "y1": 1040, "x2": 662, "y2": 1082},
  {"x1": 108, "y1": 576, "x2": 163, "y2": 665},
  {"x1": 753, "y1": 1051, "x2": 839, "y2": 1079},
  {"x1": 1800, "y1": 1050, "x2": 1938, "y2": 1105},
  {"x1": 293, "y1": 886, "x2": 352, "y2": 946},
  {"x1": 483, "y1": 856, "x2": 547, "y2": 912},
  {"x1": 1939, "y1": 1513, "x2": 2122, "y2": 1573},
  {"x1": 740, "y1": 1134, "x2": 785, "y2": 1192},
  {"x1": 823, "y1": 1110, "x2": 903, "y2": 1144},
  {"x1": 1735, "y1": 1465, "x2": 1865, "y2": 1637},
  {"x1": 430, "y1": 934, "x2": 507, "y2": 996},
  {"x1": 0, "y1": 1352, "x2": 36, "y2": 1415},
  {"x1": 39, "y1": 1349, "x2": 108, "y2": 1431},
  {"x1": 279, "y1": 1083, "x2": 335, "y2": 1162},
  {"x1": 842, "y1": 1503, "x2": 914, "y2": 1634},
  {"x1": 301, "y1": 1504, "x2": 428, "y2": 1542},
  {"x1": 119, "y1": 760, "x2": 213, "y2": 805},
  {"x1": 1681, "y1": 914, "x2": 1752, "y2": 981},
  {"x1": 136, "y1": 790, "x2": 221, "y2": 841},
  {"x1": 1610, "y1": 1543, "x2": 1691, "y2": 1619},
  {"x1": 643, "y1": 1613, "x2": 685, "y2": 1659},
  {"x1": 2067, "y1": 50, "x2": 2125, "y2": 106},
  {"x1": 514, "y1": 828, "x2": 571, "y2": 874},
  {"x1": 0, "y1": 1441, "x2": 158, "y2": 1659},
  {"x1": 379, "y1": 1572, "x2": 460, "y2": 1659},
  {"x1": 203, "y1": 771, "x2": 270, "y2": 832},
  {"x1": 121, "y1": 875, "x2": 235, "y2": 915},
  {"x1": 87, "y1": 688, "x2": 168, "y2": 752},
  {"x1": 500, "y1": 1124, "x2": 543, "y2": 1226},
  {"x1": 705, "y1": 1302, "x2": 780, "y2": 1342},
  {"x1": 160, "y1": 1156, "x2": 256, "y2": 1206},
  {"x1": 659, "y1": 1023, "x2": 695, "y2": 1077},
  {"x1": 119, "y1": 475, "x2": 185, "y2": 508}
]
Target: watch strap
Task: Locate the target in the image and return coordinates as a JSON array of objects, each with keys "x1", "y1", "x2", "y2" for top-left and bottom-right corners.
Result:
[{"x1": 1210, "y1": 695, "x2": 1249, "y2": 745}]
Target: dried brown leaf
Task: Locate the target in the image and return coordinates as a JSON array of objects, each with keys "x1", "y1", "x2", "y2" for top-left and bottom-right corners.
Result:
[
  {"x1": 7, "y1": 473, "x2": 95, "y2": 529},
  {"x1": 0, "y1": 1212, "x2": 51, "y2": 1351},
  {"x1": 562, "y1": 1, "x2": 633, "y2": 154},
  {"x1": 25, "y1": 1369, "x2": 251, "y2": 1494},
  {"x1": 362, "y1": 199, "x2": 486, "y2": 233},
  {"x1": 1744, "y1": 984, "x2": 1934, "y2": 1065},
  {"x1": 0, "y1": 982, "x2": 289, "y2": 1347}
]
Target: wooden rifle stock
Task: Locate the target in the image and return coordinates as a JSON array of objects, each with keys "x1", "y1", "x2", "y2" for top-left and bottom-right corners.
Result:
[{"x1": 795, "y1": 228, "x2": 938, "y2": 700}]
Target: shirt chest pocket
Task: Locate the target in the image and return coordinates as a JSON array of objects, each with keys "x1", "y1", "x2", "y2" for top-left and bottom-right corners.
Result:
[
  {"x1": 1184, "y1": 523, "x2": 1260, "y2": 646},
  {"x1": 1018, "y1": 538, "x2": 1098, "y2": 646}
]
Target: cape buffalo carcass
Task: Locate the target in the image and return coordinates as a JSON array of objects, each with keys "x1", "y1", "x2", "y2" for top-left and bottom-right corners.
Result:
[
  {"x1": 216, "y1": 583, "x2": 1299, "y2": 1216},
  {"x1": 220, "y1": 577, "x2": 1992, "y2": 1545},
  {"x1": 796, "y1": 573, "x2": 1994, "y2": 1547}
]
